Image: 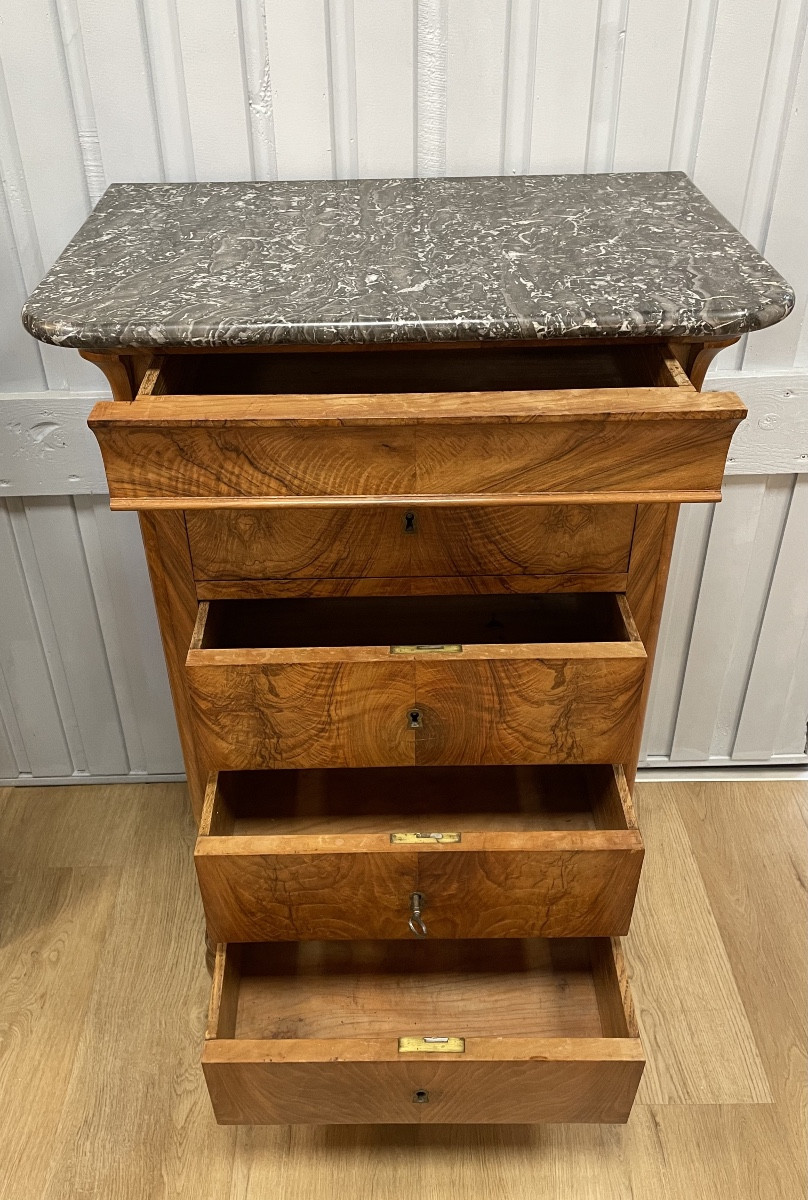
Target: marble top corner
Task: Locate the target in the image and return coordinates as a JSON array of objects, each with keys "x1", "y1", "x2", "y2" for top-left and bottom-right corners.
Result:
[{"x1": 22, "y1": 172, "x2": 794, "y2": 350}]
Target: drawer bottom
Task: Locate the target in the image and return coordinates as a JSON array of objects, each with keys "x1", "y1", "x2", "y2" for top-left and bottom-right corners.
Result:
[{"x1": 203, "y1": 937, "x2": 644, "y2": 1124}]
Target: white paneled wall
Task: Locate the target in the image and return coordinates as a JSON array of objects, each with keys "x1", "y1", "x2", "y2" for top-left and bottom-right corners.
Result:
[
  {"x1": 0, "y1": 497, "x2": 181, "y2": 782},
  {"x1": 1, "y1": 0, "x2": 807, "y2": 781},
  {"x1": 643, "y1": 475, "x2": 808, "y2": 767}
]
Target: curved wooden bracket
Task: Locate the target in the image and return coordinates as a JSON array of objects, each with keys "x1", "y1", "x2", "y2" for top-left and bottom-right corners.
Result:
[
  {"x1": 79, "y1": 350, "x2": 139, "y2": 402},
  {"x1": 668, "y1": 339, "x2": 739, "y2": 391},
  {"x1": 80, "y1": 350, "x2": 136, "y2": 402}
]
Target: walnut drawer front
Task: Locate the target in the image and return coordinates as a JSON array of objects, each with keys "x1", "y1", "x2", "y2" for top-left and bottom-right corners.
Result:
[
  {"x1": 195, "y1": 764, "x2": 644, "y2": 942},
  {"x1": 88, "y1": 348, "x2": 746, "y2": 508},
  {"x1": 203, "y1": 937, "x2": 644, "y2": 1124},
  {"x1": 185, "y1": 593, "x2": 646, "y2": 770},
  {"x1": 187, "y1": 504, "x2": 635, "y2": 596}
]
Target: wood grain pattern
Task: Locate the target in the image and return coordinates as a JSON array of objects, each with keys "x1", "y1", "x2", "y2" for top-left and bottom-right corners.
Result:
[
  {"x1": 623, "y1": 503, "x2": 680, "y2": 789},
  {"x1": 202, "y1": 1055, "x2": 645, "y2": 1125},
  {"x1": 187, "y1": 658, "x2": 415, "y2": 769},
  {"x1": 185, "y1": 595, "x2": 646, "y2": 770},
  {"x1": 411, "y1": 655, "x2": 645, "y2": 767},
  {"x1": 186, "y1": 504, "x2": 636, "y2": 581},
  {"x1": 228, "y1": 939, "x2": 606, "y2": 1038},
  {"x1": 669, "y1": 338, "x2": 740, "y2": 390},
  {"x1": 89, "y1": 392, "x2": 745, "y2": 506},
  {"x1": 591, "y1": 937, "x2": 639, "y2": 1038},
  {"x1": 138, "y1": 510, "x2": 208, "y2": 819},
  {"x1": 200, "y1": 763, "x2": 631, "y2": 836},
  {"x1": 2, "y1": 777, "x2": 804, "y2": 1190},
  {"x1": 202, "y1": 938, "x2": 644, "y2": 1124},
  {"x1": 79, "y1": 333, "x2": 741, "y2": 1134},
  {"x1": 195, "y1": 572, "x2": 630, "y2": 599},
  {"x1": 79, "y1": 350, "x2": 135, "y2": 402},
  {"x1": 119, "y1": 388, "x2": 734, "y2": 424},
  {"x1": 194, "y1": 764, "x2": 643, "y2": 942}
]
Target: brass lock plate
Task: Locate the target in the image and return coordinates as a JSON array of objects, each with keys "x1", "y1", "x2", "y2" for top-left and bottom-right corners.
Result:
[
  {"x1": 390, "y1": 644, "x2": 463, "y2": 655},
  {"x1": 398, "y1": 1037, "x2": 465, "y2": 1054},
  {"x1": 390, "y1": 832, "x2": 462, "y2": 844}
]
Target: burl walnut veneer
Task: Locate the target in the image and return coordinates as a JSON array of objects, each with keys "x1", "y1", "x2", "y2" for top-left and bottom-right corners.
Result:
[{"x1": 23, "y1": 172, "x2": 792, "y2": 1126}]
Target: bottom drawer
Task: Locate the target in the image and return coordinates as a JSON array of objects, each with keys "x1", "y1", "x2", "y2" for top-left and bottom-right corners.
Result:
[{"x1": 203, "y1": 937, "x2": 644, "y2": 1125}]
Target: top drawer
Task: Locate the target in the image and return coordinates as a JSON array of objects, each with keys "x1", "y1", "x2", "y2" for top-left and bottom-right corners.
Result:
[{"x1": 88, "y1": 344, "x2": 746, "y2": 509}]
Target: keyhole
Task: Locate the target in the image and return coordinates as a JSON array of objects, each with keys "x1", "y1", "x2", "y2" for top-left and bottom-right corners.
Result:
[
  {"x1": 408, "y1": 708, "x2": 423, "y2": 730},
  {"x1": 403, "y1": 510, "x2": 416, "y2": 534},
  {"x1": 412, "y1": 1089, "x2": 429, "y2": 1104}
]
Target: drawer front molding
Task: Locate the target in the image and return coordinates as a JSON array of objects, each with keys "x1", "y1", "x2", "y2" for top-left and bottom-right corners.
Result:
[
  {"x1": 203, "y1": 938, "x2": 644, "y2": 1125},
  {"x1": 187, "y1": 504, "x2": 637, "y2": 583},
  {"x1": 195, "y1": 765, "x2": 644, "y2": 941},
  {"x1": 185, "y1": 596, "x2": 646, "y2": 770},
  {"x1": 89, "y1": 386, "x2": 746, "y2": 508}
]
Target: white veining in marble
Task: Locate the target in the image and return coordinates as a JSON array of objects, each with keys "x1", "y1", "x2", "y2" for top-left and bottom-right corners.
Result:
[{"x1": 22, "y1": 173, "x2": 794, "y2": 350}]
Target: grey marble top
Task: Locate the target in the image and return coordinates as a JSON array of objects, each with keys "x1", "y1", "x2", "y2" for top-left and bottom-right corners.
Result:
[{"x1": 22, "y1": 173, "x2": 793, "y2": 350}]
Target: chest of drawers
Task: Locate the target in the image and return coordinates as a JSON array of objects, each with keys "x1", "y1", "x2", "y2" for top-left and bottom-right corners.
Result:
[{"x1": 23, "y1": 172, "x2": 792, "y2": 1126}]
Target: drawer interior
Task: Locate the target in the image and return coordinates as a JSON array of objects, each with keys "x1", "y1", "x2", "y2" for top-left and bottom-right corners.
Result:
[
  {"x1": 212, "y1": 938, "x2": 634, "y2": 1041},
  {"x1": 202, "y1": 764, "x2": 636, "y2": 836},
  {"x1": 196, "y1": 592, "x2": 636, "y2": 650},
  {"x1": 157, "y1": 343, "x2": 688, "y2": 395}
]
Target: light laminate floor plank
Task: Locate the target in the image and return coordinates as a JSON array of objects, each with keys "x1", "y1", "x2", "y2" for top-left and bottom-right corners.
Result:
[
  {"x1": 673, "y1": 781, "x2": 808, "y2": 1148},
  {"x1": 0, "y1": 779, "x2": 804, "y2": 1199},
  {"x1": 625, "y1": 786, "x2": 771, "y2": 1104},
  {"x1": 0, "y1": 864, "x2": 120, "y2": 1200}
]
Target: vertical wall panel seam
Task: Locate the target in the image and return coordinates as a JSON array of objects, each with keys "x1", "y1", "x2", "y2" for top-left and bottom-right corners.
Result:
[
  {"x1": 608, "y1": 0, "x2": 629, "y2": 171},
  {"x1": 232, "y1": 0, "x2": 255, "y2": 180},
  {"x1": 324, "y1": 0, "x2": 338, "y2": 179},
  {"x1": 134, "y1": 0, "x2": 167, "y2": 179},
  {"x1": 738, "y1": 0, "x2": 785, "y2": 236},
  {"x1": 500, "y1": 0, "x2": 513, "y2": 175},
  {"x1": 0, "y1": 652, "x2": 31, "y2": 776},
  {"x1": 238, "y1": 0, "x2": 278, "y2": 181},
  {"x1": 142, "y1": 0, "x2": 197, "y2": 180},
  {"x1": 73, "y1": 494, "x2": 142, "y2": 768},
  {"x1": 668, "y1": 504, "x2": 715, "y2": 758},
  {"x1": 667, "y1": 0, "x2": 693, "y2": 169},
  {"x1": 135, "y1": 0, "x2": 169, "y2": 180},
  {"x1": 687, "y1": 0, "x2": 718, "y2": 178},
  {"x1": 523, "y1": 0, "x2": 540, "y2": 172},
  {"x1": 667, "y1": 0, "x2": 719, "y2": 172},
  {"x1": 416, "y1": 0, "x2": 448, "y2": 176},
  {"x1": 410, "y1": 0, "x2": 419, "y2": 175},
  {"x1": 171, "y1": 0, "x2": 196, "y2": 179},
  {"x1": 501, "y1": 0, "x2": 539, "y2": 176},
  {"x1": 585, "y1": 0, "x2": 629, "y2": 172},
  {"x1": 730, "y1": 474, "x2": 798, "y2": 756},
  {"x1": 583, "y1": 0, "x2": 603, "y2": 171},
  {"x1": 739, "y1": 0, "x2": 808, "y2": 370},
  {"x1": 234, "y1": 0, "x2": 257, "y2": 179},
  {"x1": 327, "y1": 0, "x2": 359, "y2": 179},
  {"x1": 345, "y1": 0, "x2": 359, "y2": 179},
  {"x1": 52, "y1": 0, "x2": 105, "y2": 204},
  {"x1": 0, "y1": 156, "x2": 48, "y2": 388},
  {"x1": 0, "y1": 62, "x2": 48, "y2": 287},
  {"x1": 70, "y1": 497, "x2": 134, "y2": 771},
  {"x1": 5, "y1": 497, "x2": 80, "y2": 770}
]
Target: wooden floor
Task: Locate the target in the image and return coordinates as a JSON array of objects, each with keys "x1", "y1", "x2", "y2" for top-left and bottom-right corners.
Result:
[{"x1": 0, "y1": 779, "x2": 805, "y2": 1199}]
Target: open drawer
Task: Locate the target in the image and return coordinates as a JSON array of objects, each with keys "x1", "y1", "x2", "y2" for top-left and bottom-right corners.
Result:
[
  {"x1": 203, "y1": 936, "x2": 645, "y2": 1124},
  {"x1": 185, "y1": 592, "x2": 647, "y2": 770},
  {"x1": 88, "y1": 343, "x2": 746, "y2": 508},
  {"x1": 195, "y1": 764, "x2": 644, "y2": 942}
]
